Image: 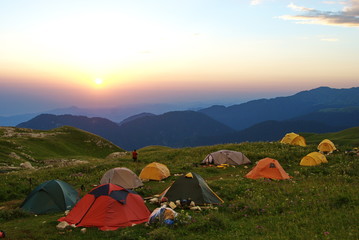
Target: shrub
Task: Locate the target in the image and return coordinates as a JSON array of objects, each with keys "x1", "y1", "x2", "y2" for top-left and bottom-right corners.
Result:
[{"x1": 0, "y1": 208, "x2": 31, "y2": 222}]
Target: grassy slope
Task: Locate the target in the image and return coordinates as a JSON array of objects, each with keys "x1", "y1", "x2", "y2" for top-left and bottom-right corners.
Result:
[
  {"x1": 302, "y1": 126, "x2": 359, "y2": 147},
  {"x1": 0, "y1": 128, "x2": 358, "y2": 239},
  {"x1": 0, "y1": 126, "x2": 124, "y2": 166}
]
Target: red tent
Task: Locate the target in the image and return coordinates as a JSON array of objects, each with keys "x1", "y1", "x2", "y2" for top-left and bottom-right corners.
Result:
[{"x1": 58, "y1": 183, "x2": 150, "y2": 231}]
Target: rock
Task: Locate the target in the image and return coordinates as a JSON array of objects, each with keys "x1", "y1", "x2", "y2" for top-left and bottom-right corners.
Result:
[
  {"x1": 149, "y1": 198, "x2": 158, "y2": 204},
  {"x1": 73, "y1": 160, "x2": 88, "y2": 165},
  {"x1": 190, "y1": 206, "x2": 202, "y2": 211},
  {"x1": 9, "y1": 152, "x2": 21, "y2": 159},
  {"x1": 106, "y1": 152, "x2": 128, "y2": 159},
  {"x1": 56, "y1": 221, "x2": 70, "y2": 230},
  {"x1": 80, "y1": 228, "x2": 86, "y2": 234},
  {"x1": 169, "y1": 201, "x2": 177, "y2": 209},
  {"x1": 20, "y1": 162, "x2": 35, "y2": 170},
  {"x1": 175, "y1": 200, "x2": 181, "y2": 207}
]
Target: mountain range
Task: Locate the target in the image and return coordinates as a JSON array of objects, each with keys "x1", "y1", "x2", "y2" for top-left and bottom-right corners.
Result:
[
  {"x1": 16, "y1": 86, "x2": 359, "y2": 150},
  {"x1": 198, "y1": 86, "x2": 359, "y2": 130}
]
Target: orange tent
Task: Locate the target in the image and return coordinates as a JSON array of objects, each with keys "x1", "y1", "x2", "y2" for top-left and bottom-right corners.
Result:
[
  {"x1": 245, "y1": 158, "x2": 292, "y2": 180},
  {"x1": 139, "y1": 162, "x2": 170, "y2": 181}
]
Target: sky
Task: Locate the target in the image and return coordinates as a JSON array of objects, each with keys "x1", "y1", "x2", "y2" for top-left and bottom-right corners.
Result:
[{"x1": 0, "y1": 0, "x2": 358, "y2": 116}]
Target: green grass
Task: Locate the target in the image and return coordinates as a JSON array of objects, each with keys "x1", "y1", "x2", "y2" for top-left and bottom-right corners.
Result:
[
  {"x1": 0, "y1": 126, "x2": 124, "y2": 167},
  {"x1": 302, "y1": 126, "x2": 359, "y2": 147},
  {"x1": 0, "y1": 127, "x2": 358, "y2": 239}
]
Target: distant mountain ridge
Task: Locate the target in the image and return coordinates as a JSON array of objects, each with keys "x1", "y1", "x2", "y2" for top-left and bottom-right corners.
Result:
[
  {"x1": 17, "y1": 111, "x2": 235, "y2": 150},
  {"x1": 115, "y1": 111, "x2": 235, "y2": 149},
  {"x1": 16, "y1": 86, "x2": 359, "y2": 150},
  {"x1": 0, "y1": 103, "x2": 210, "y2": 126},
  {"x1": 199, "y1": 86, "x2": 359, "y2": 130}
]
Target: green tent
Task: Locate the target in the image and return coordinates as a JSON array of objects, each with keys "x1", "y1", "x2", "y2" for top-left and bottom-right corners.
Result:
[
  {"x1": 160, "y1": 172, "x2": 223, "y2": 205},
  {"x1": 21, "y1": 179, "x2": 79, "y2": 214}
]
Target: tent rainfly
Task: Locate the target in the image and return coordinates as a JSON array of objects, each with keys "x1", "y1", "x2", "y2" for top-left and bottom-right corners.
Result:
[
  {"x1": 21, "y1": 179, "x2": 79, "y2": 214},
  {"x1": 318, "y1": 139, "x2": 337, "y2": 153},
  {"x1": 100, "y1": 167, "x2": 143, "y2": 189},
  {"x1": 300, "y1": 152, "x2": 328, "y2": 166},
  {"x1": 202, "y1": 150, "x2": 251, "y2": 165},
  {"x1": 160, "y1": 172, "x2": 224, "y2": 205},
  {"x1": 280, "y1": 132, "x2": 306, "y2": 146},
  {"x1": 245, "y1": 158, "x2": 292, "y2": 180},
  {"x1": 58, "y1": 183, "x2": 150, "y2": 231},
  {"x1": 139, "y1": 162, "x2": 170, "y2": 181}
]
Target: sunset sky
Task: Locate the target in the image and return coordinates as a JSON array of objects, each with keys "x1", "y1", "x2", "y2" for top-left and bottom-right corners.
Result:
[{"x1": 1, "y1": 0, "x2": 358, "y2": 115}]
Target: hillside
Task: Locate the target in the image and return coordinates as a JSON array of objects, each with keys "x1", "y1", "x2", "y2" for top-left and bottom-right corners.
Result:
[
  {"x1": 291, "y1": 106, "x2": 359, "y2": 128},
  {"x1": 17, "y1": 114, "x2": 124, "y2": 147},
  {"x1": 199, "y1": 87, "x2": 359, "y2": 130},
  {"x1": 0, "y1": 126, "x2": 124, "y2": 169},
  {"x1": 302, "y1": 126, "x2": 359, "y2": 147},
  {"x1": 0, "y1": 139, "x2": 358, "y2": 239}
]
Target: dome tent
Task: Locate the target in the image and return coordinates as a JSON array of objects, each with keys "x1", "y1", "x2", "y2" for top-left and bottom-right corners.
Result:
[
  {"x1": 139, "y1": 162, "x2": 170, "y2": 181},
  {"x1": 245, "y1": 158, "x2": 292, "y2": 180},
  {"x1": 300, "y1": 152, "x2": 328, "y2": 166},
  {"x1": 100, "y1": 167, "x2": 143, "y2": 189},
  {"x1": 202, "y1": 150, "x2": 251, "y2": 165},
  {"x1": 318, "y1": 139, "x2": 337, "y2": 153},
  {"x1": 160, "y1": 172, "x2": 223, "y2": 205},
  {"x1": 58, "y1": 183, "x2": 150, "y2": 231},
  {"x1": 21, "y1": 179, "x2": 79, "y2": 214},
  {"x1": 280, "y1": 132, "x2": 306, "y2": 146}
]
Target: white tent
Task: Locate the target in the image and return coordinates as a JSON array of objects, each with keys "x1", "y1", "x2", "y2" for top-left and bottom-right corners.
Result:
[
  {"x1": 100, "y1": 167, "x2": 143, "y2": 189},
  {"x1": 202, "y1": 150, "x2": 251, "y2": 165}
]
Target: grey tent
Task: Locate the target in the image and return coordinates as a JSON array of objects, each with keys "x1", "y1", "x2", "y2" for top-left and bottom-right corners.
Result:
[
  {"x1": 100, "y1": 167, "x2": 143, "y2": 189},
  {"x1": 202, "y1": 150, "x2": 251, "y2": 165}
]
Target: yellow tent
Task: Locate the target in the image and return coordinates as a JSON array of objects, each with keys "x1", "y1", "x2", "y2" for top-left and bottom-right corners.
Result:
[
  {"x1": 139, "y1": 162, "x2": 170, "y2": 181},
  {"x1": 318, "y1": 139, "x2": 337, "y2": 153},
  {"x1": 280, "y1": 132, "x2": 306, "y2": 146},
  {"x1": 300, "y1": 152, "x2": 328, "y2": 166}
]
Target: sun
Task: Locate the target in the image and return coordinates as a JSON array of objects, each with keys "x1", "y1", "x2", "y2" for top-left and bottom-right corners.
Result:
[{"x1": 94, "y1": 78, "x2": 103, "y2": 85}]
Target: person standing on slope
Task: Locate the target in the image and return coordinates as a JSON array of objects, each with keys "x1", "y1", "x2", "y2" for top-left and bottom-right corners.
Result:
[{"x1": 132, "y1": 149, "x2": 138, "y2": 162}]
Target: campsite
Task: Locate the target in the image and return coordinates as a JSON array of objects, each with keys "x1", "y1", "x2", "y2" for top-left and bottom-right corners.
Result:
[{"x1": 0, "y1": 126, "x2": 358, "y2": 239}]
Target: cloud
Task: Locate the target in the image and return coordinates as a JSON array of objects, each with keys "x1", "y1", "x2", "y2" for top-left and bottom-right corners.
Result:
[
  {"x1": 320, "y1": 38, "x2": 339, "y2": 41},
  {"x1": 279, "y1": 0, "x2": 359, "y2": 27}
]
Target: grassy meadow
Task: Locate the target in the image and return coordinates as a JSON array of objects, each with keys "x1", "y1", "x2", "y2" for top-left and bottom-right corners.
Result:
[{"x1": 0, "y1": 127, "x2": 358, "y2": 239}]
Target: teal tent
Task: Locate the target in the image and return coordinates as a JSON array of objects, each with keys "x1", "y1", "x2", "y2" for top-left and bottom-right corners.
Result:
[
  {"x1": 21, "y1": 179, "x2": 79, "y2": 214},
  {"x1": 160, "y1": 172, "x2": 223, "y2": 205}
]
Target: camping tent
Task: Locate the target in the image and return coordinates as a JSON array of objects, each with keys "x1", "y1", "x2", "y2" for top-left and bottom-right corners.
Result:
[
  {"x1": 318, "y1": 139, "x2": 337, "y2": 153},
  {"x1": 21, "y1": 179, "x2": 79, "y2": 214},
  {"x1": 139, "y1": 162, "x2": 170, "y2": 181},
  {"x1": 160, "y1": 172, "x2": 224, "y2": 205},
  {"x1": 280, "y1": 132, "x2": 306, "y2": 146},
  {"x1": 58, "y1": 183, "x2": 150, "y2": 231},
  {"x1": 100, "y1": 167, "x2": 143, "y2": 189},
  {"x1": 202, "y1": 150, "x2": 251, "y2": 165},
  {"x1": 300, "y1": 152, "x2": 328, "y2": 166},
  {"x1": 245, "y1": 158, "x2": 292, "y2": 180}
]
